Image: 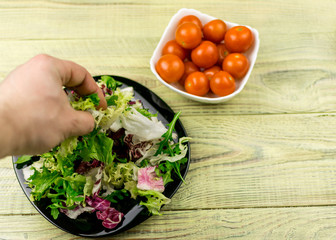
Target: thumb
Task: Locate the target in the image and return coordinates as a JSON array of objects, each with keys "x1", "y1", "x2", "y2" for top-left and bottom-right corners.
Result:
[{"x1": 65, "y1": 109, "x2": 95, "y2": 138}]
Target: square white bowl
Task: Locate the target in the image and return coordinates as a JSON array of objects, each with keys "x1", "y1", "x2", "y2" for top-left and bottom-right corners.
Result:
[{"x1": 150, "y1": 8, "x2": 260, "y2": 104}]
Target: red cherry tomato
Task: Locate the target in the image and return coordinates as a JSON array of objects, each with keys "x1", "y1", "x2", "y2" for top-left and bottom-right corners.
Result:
[
  {"x1": 178, "y1": 15, "x2": 203, "y2": 30},
  {"x1": 204, "y1": 66, "x2": 221, "y2": 81},
  {"x1": 179, "y1": 60, "x2": 199, "y2": 85},
  {"x1": 222, "y1": 53, "x2": 249, "y2": 79},
  {"x1": 162, "y1": 40, "x2": 188, "y2": 60},
  {"x1": 203, "y1": 19, "x2": 227, "y2": 43},
  {"x1": 217, "y1": 43, "x2": 230, "y2": 66},
  {"x1": 191, "y1": 41, "x2": 219, "y2": 68},
  {"x1": 175, "y1": 22, "x2": 202, "y2": 49},
  {"x1": 210, "y1": 71, "x2": 236, "y2": 96},
  {"x1": 184, "y1": 71, "x2": 209, "y2": 96},
  {"x1": 155, "y1": 54, "x2": 185, "y2": 83},
  {"x1": 224, "y1": 26, "x2": 254, "y2": 53}
]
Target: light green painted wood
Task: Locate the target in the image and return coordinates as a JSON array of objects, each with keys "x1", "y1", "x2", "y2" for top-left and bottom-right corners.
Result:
[
  {"x1": 1, "y1": 0, "x2": 336, "y2": 239},
  {"x1": 2, "y1": 207, "x2": 336, "y2": 240},
  {"x1": 0, "y1": 39, "x2": 335, "y2": 116},
  {"x1": 2, "y1": 114, "x2": 336, "y2": 214}
]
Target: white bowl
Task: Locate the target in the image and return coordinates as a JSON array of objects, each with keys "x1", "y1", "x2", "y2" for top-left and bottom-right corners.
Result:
[{"x1": 150, "y1": 8, "x2": 260, "y2": 104}]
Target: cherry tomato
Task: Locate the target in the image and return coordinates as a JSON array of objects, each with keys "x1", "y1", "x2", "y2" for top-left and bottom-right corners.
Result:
[
  {"x1": 222, "y1": 53, "x2": 249, "y2": 79},
  {"x1": 162, "y1": 40, "x2": 188, "y2": 61},
  {"x1": 204, "y1": 66, "x2": 221, "y2": 81},
  {"x1": 210, "y1": 71, "x2": 236, "y2": 96},
  {"x1": 179, "y1": 60, "x2": 199, "y2": 85},
  {"x1": 217, "y1": 43, "x2": 230, "y2": 66},
  {"x1": 191, "y1": 41, "x2": 219, "y2": 68},
  {"x1": 224, "y1": 26, "x2": 253, "y2": 53},
  {"x1": 178, "y1": 15, "x2": 203, "y2": 30},
  {"x1": 155, "y1": 54, "x2": 184, "y2": 83},
  {"x1": 203, "y1": 19, "x2": 227, "y2": 43},
  {"x1": 175, "y1": 22, "x2": 202, "y2": 49},
  {"x1": 185, "y1": 71, "x2": 209, "y2": 96}
]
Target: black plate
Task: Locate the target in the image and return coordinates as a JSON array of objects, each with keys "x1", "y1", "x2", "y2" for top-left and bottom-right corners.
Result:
[{"x1": 12, "y1": 75, "x2": 190, "y2": 237}]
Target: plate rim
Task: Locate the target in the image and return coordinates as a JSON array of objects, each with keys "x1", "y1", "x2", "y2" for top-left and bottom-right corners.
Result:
[{"x1": 12, "y1": 75, "x2": 190, "y2": 237}]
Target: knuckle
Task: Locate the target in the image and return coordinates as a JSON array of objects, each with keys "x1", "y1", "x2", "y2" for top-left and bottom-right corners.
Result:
[
  {"x1": 32, "y1": 54, "x2": 52, "y2": 63},
  {"x1": 30, "y1": 54, "x2": 55, "y2": 71}
]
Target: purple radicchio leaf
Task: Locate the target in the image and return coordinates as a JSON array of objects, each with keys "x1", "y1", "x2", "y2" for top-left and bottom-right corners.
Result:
[
  {"x1": 86, "y1": 195, "x2": 124, "y2": 229},
  {"x1": 86, "y1": 195, "x2": 111, "y2": 212},
  {"x1": 60, "y1": 205, "x2": 95, "y2": 219},
  {"x1": 96, "y1": 207, "x2": 124, "y2": 229},
  {"x1": 124, "y1": 134, "x2": 153, "y2": 161},
  {"x1": 75, "y1": 159, "x2": 102, "y2": 175},
  {"x1": 90, "y1": 165, "x2": 104, "y2": 197},
  {"x1": 137, "y1": 166, "x2": 164, "y2": 192}
]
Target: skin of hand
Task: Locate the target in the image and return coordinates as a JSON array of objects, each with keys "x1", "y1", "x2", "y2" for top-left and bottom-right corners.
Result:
[{"x1": 0, "y1": 54, "x2": 107, "y2": 158}]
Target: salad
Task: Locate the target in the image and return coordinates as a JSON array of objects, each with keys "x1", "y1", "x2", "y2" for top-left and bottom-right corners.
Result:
[{"x1": 16, "y1": 76, "x2": 190, "y2": 230}]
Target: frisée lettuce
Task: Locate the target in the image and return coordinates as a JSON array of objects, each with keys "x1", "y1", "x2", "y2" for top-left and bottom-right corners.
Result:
[{"x1": 16, "y1": 76, "x2": 190, "y2": 230}]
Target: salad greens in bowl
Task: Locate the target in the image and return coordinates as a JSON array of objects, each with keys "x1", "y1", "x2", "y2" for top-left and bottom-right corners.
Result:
[{"x1": 13, "y1": 75, "x2": 190, "y2": 237}]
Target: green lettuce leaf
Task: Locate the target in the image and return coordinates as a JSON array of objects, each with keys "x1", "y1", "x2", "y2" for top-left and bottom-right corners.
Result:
[
  {"x1": 101, "y1": 75, "x2": 122, "y2": 91},
  {"x1": 57, "y1": 137, "x2": 78, "y2": 158},
  {"x1": 136, "y1": 108, "x2": 158, "y2": 119},
  {"x1": 79, "y1": 129, "x2": 114, "y2": 165},
  {"x1": 83, "y1": 175, "x2": 94, "y2": 198},
  {"x1": 95, "y1": 88, "x2": 134, "y2": 129},
  {"x1": 16, "y1": 155, "x2": 33, "y2": 164},
  {"x1": 28, "y1": 166, "x2": 60, "y2": 201},
  {"x1": 157, "y1": 157, "x2": 188, "y2": 184},
  {"x1": 70, "y1": 96, "x2": 97, "y2": 111},
  {"x1": 84, "y1": 93, "x2": 100, "y2": 106},
  {"x1": 103, "y1": 162, "x2": 138, "y2": 189},
  {"x1": 138, "y1": 190, "x2": 171, "y2": 215},
  {"x1": 105, "y1": 95, "x2": 118, "y2": 106},
  {"x1": 155, "y1": 111, "x2": 181, "y2": 156},
  {"x1": 124, "y1": 180, "x2": 138, "y2": 199}
]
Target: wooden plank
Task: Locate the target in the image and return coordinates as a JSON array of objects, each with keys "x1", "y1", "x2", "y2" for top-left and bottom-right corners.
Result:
[
  {"x1": 0, "y1": 1, "x2": 334, "y2": 115},
  {"x1": 2, "y1": 113, "x2": 336, "y2": 214},
  {"x1": 0, "y1": 0, "x2": 335, "y2": 40},
  {"x1": 0, "y1": 39, "x2": 335, "y2": 116},
  {"x1": 0, "y1": 157, "x2": 37, "y2": 215},
  {"x1": 172, "y1": 113, "x2": 336, "y2": 209},
  {"x1": 0, "y1": 0, "x2": 335, "y2": 239},
  {"x1": 1, "y1": 206, "x2": 336, "y2": 239}
]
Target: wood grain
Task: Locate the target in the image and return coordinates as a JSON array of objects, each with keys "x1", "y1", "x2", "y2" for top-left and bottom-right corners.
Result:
[
  {"x1": 0, "y1": 0, "x2": 335, "y2": 115},
  {"x1": 0, "y1": 39, "x2": 335, "y2": 116},
  {"x1": 2, "y1": 207, "x2": 336, "y2": 240},
  {"x1": 2, "y1": 113, "x2": 336, "y2": 214},
  {"x1": 1, "y1": 0, "x2": 336, "y2": 239}
]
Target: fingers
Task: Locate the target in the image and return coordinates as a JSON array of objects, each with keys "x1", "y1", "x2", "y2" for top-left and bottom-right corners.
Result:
[
  {"x1": 33, "y1": 54, "x2": 107, "y2": 110},
  {"x1": 65, "y1": 109, "x2": 95, "y2": 138},
  {"x1": 59, "y1": 61, "x2": 107, "y2": 110}
]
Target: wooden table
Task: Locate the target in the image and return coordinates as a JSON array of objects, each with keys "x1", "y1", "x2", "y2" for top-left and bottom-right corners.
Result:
[{"x1": 1, "y1": 0, "x2": 336, "y2": 239}]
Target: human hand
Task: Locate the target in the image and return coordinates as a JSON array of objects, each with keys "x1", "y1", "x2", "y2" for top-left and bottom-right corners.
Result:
[{"x1": 0, "y1": 54, "x2": 107, "y2": 157}]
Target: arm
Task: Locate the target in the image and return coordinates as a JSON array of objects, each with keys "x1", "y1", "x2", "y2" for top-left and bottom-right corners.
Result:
[{"x1": 0, "y1": 54, "x2": 107, "y2": 158}]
